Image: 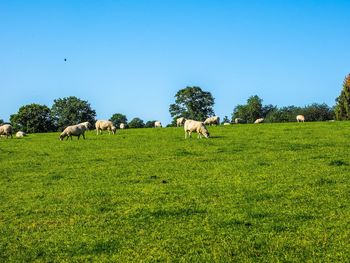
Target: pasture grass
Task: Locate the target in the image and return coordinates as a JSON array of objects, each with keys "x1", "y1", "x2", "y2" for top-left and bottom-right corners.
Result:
[{"x1": 0, "y1": 122, "x2": 349, "y2": 262}]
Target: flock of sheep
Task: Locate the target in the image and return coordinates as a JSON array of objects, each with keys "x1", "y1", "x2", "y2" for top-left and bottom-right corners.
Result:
[{"x1": 0, "y1": 115, "x2": 306, "y2": 140}]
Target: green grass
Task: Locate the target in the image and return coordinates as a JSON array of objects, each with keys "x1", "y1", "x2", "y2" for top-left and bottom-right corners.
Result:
[{"x1": 0, "y1": 122, "x2": 349, "y2": 262}]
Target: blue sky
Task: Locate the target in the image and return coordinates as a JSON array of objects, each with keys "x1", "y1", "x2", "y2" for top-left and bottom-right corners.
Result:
[{"x1": 1, "y1": 0, "x2": 349, "y2": 124}]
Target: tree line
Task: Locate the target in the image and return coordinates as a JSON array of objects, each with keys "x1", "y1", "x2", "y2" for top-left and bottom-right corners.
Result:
[
  {"x1": 2, "y1": 74, "x2": 350, "y2": 133},
  {"x1": 5, "y1": 96, "x2": 156, "y2": 133},
  {"x1": 169, "y1": 74, "x2": 350, "y2": 124}
]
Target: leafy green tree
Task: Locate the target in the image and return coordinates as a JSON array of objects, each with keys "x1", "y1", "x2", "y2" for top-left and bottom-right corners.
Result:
[
  {"x1": 128, "y1": 118, "x2": 145, "y2": 128},
  {"x1": 231, "y1": 104, "x2": 248, "y2": 122},
  {"x1": 109, "y1": 113, "x2": 127, "y2": 128},
  {"x1": 262, "y1": 104, "x2": 277, "y2": 118},
  {"x1": 265, "y1": 106, "x2": 302, "y2": 123},
  {"x1": 0, "y1": 119, "x2": 3, "y2": 125},
  {"x1": 169, "y1": 86, "x2": 215, "y2": 122},
  {"x1": 232, "y1": 95, "x2": 263, "y2": 123},
  {"x1": 303, "y1": 103, "x2": 334, "y2": 121},
  {"x1": 246, "y1": 95, "x2": 263, "y2": 123},
  {"x1": 10, "y1": 104, "x2": 54, "y2": 133},
  {"x1": 51, "y1": 96, "x2": 96, "y2": 131},
  {"x1": 145, "y1": 120, "x2": 156, "y2": 128},
  {"x1": 222, "y1": 116, "x2": 230, "y2": 124},
  {"x1": 335, "y1": 74, "x2": 350, "y2": 120}
]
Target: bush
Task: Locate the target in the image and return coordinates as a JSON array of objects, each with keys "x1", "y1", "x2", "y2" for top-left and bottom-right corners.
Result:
[{"x1": 128, "y1": 118, "x2": 145, "y2": 128}]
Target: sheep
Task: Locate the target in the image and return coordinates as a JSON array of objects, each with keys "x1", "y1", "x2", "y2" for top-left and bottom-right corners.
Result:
[
  {"x1": 176, "y1": 117, "x2": 186, "y2": 127},
  {"x1": 59, "y1": 124, "x2": 86, "y2": 141},
  {"x1": 95, "y1": 120, "x2": 116, "y2": 135},
  {"x1": 120, "y1": 123, "x2": 125, "y2": 129},
  {"x1": 16, "y1": 131, "x2": 26, "y2": 138},
  {"x1": 296, "y1": 115, "x2": 305, "y2": 122},
  {"x1": 154, "y1": 121, "x2": 162, "y2": 128},
  {"x1": 204, "y1": 116, "x2": 220, "y2": 126},
  {"x1": 223, "y1": 122, "x2": 231, "y2": 126},
  {"x1": 184, "y1": 120, "x2": 210, "y2": 139},
  {"x1": 234, "y1": 118, "x2": 246, "y2": 124},
  {"x1": 0, "y1": 124, "x2": 13, "y2": 138},
  {"x1": 254, "y1": 118, "x2": 264, "y2": 124}
]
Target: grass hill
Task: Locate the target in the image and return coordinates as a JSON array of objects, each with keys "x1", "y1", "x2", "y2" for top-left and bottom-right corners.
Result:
[{"x1": 0, "y1": 122, "x2": 349, "y2": 261}]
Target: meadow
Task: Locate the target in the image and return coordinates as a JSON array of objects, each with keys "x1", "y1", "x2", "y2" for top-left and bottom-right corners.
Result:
[{"x1": 0, "y1": 122, "x2": 349, "y2": 262}]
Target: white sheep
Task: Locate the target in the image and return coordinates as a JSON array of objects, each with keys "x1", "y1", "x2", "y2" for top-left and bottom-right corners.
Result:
[
  {"x1": 95, "y1": 120, "x2": 116, "y2": 135},
  {"x1": 16, "y1": 131, "x2": 26, "y2": 138},
  {"x1": 204, "y1": 116, "x2": 220, "y2": 126},
  {"x1": 184, "y1": 120, "x2": 210, "y2": 139},
  {"x1": 59, "y1": 124, "x2": 86, "y2": 141},
  {"x1": 154, "y1": 121, "x2": 162, "y2": 128},
  {"x1": 0, "y1": 124, "x2": 13, "y2": 138},
  {"x1": 234, "y1": 118, "x2": 246, "y2": 124},
  {"x1": 296, "y1": 115, "x2": 305, "y2": 122},
  {"x1": 254, "y1": 118, "x2": 264, "y2": 124}
]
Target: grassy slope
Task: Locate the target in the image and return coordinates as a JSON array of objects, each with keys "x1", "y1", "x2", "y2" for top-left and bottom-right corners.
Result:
[{"x1": 0, "y1": 122, "x2": 349, "y2": 262}]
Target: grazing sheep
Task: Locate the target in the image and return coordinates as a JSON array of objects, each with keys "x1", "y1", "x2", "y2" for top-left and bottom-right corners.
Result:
[
  {"x1": 184, "y1": 120, "x2": 210, "y2": 139},
  {"x1": 154, "y1": 121, "x2": 162, "y2": 128},
  {"x1": 254, "y1": 118, "x2": 264, "y2": 124},
  {"x1": 223, "y1": 122, "x2": 231, "y2": 126},
  {"x1": 16, "y1": 131, "x2": 26, "y2": 138},
  {"x1": 59, "y1": 124, "x2": 86, "y2": 141},
  {"x1": 176, "y1": 117, "x2": 186, "y2": 127},
  {"x1": 296, "y1": 115, "x2": 305, "y2": 122},
  {"x1": 204, "y1": 116, "x2": 220, "y2": 126},
  {"x1": 120, "y1": 123, "x2": 125, "y2": 129},
  {"x1": 95, "y1": 120, "x2": 116, "y2": 135},
  {"x1": 0, "y1": 124, "x2": 13, "y2": 138},
  {"x1": 234, "y1": 118, "x2": 246, "y2": 124}
]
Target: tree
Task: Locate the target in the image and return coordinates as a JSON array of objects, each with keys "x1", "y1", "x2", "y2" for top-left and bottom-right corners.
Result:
[
  {"x1": 10, "y1": 104, "x2": 54, "y2": 133},
  {"x1": 51, "y1": 96, "x2": 96, "y2": 131},
  {"x1": 231, "y1": 104, "x2": 249, "y2": 122},
  {"x1": 128, "y1": 118, "x2": 145, "y2": 128},
  {"x1": 169, "y1": 86, "x2": 215, "y2": 122},
  {"x1": 245, "y1": 95, "x2": 263, "y2": 123},
  {"x1": 303, "y1": 103, "x2": 334, "y2": 121},
  {"x1": 145, "y1": 120, "x2": 156, "y2": 128},
  {"x1": 222, "y1": 116, "x2": 230, "y2": 124},
  {"x1": 262, "y1": 104, "x2": 277, "y2": 118},
  {"x1": 0, "y1": 119, "x2": 3, "y2": 125},
  {"x1": 109, "y1": 113, "x2": 127, "y2": 128},
  {"x1": 335, "y1": 74, "x2": 350, "y2": 120},
  {"x1": 231, "y1": 95, "x2": 263, "y2": 123}
]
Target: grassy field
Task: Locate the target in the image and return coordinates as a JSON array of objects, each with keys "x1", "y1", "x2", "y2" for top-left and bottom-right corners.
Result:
[{"x1": 0, "y1": 122, "x2": 349, "y2": 262}]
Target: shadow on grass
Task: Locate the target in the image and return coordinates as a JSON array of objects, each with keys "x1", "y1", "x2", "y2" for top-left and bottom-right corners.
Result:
[
  {"x1": 209, "y1": 136, "x2": 225, "y2": 139},
  {"x1": 329, "y1": 160, "x2": 348, "y2": 166}
]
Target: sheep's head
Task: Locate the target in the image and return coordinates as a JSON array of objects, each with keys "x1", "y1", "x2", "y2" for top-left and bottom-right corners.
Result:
[
  {"x1": 59, "y1": 133, "x2": 65, "y2": 141},
  {"x1": 200, "y1": 126, "x2": 210, "y2": 138}
]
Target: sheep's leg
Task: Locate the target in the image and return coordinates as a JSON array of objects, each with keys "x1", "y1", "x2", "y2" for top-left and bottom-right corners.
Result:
[{"x1": 82, "y1": 133, "x2": 85, "y2": 139}]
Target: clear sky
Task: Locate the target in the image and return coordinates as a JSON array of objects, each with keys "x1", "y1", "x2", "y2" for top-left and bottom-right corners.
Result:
[{"x1": 1, "y1": 0, "x2": 349, "y2": 124}]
